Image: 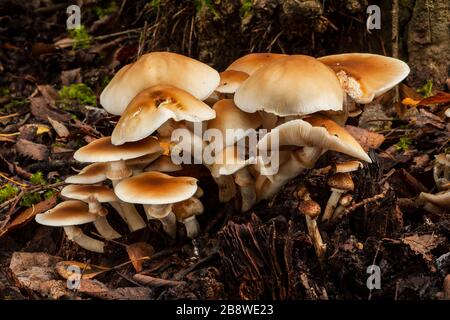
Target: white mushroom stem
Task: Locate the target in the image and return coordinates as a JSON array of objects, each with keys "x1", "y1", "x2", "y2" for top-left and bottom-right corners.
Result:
[
  {"x1": 144, "y1": 204, "x2": 177, "y2": 239},
  {"x1": 322, "y1": 188, "x2": 345, "y2": 222},
  {"x1": 63, "y1": 226, "x2": 105, "y2": 253},
  {"x1": 111, "y1": 180, "x2": 146, "y2": 232},
  {"x1": 182, "y1": 215, "x2": 200, "y2": 239},
  {"x1": 107, "y1": 160, "x2": 132, "y2": 180},
  {"x1": 233, "y1": 167, "x2": 256, "y2": 212},
  {"x1": 331, "y1": 195, "x2": 353, "y2": 222},
  {"x1": 213, "y1": 175, "x2": 237, "y2": 202},
  {"x1": 93, "y1": 216, "x2": 122, "y2": 240},
  {"x1": 305, "y1": 216, "x2": 326, "y2": 262}
]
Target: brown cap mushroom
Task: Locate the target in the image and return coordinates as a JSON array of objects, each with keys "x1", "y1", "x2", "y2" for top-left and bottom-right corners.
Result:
[
  {"x1": 234, "y1": 55, "x2": 344, "y2": 116},
  {"x1": 144, "y1": 155, "x2": 182, "y2": 172},
  {"x1": 100, "y1": 52, "x2": 220, "y2": 115},
  {"x1": 297, "y1": 199, "x2": 326, "y2": 262},
  {"x1": 35, "y1": 200, "x2": 104, "y2": 253},
  {"x1": 172, "y1": 197, "x2": 204, "y2": 238},
  {"x1": 322, "y1": 173, "x2": 354, "y2": 221},
  {"x1": 298, "y1": 200, "x2": 321, "y2": 220},
  {"x1": 65, "y1": 163, "x2": 108, "y2": 184},
  {"x1": 226, "y1": 53, "x2": 287, "y2": 75},
  {"x1": 216, "y1": 70, "x2": 249, "y2": 94},
  {"x1": 318, "y1": 53, "x2": 410, "y2": 104},
  {"x1": 111, "y1": 85, "x2": 215, "y2": 145}
]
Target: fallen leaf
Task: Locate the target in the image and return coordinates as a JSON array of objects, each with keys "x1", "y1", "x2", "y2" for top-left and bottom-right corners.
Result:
[
  {"x1": 409, "y1": 109, "x2": 445, "y2": 129},
  {"x1": 401, "y1": 97, "x2": 420, "y2": 107},
  {"x1": 60, "y1": 68, "x2": 82, "y2": 86},
  {"x1": 36, "y1": 124, "x2": 51, "y2": 135},
  {"x1": 403, "y1": 233, "x2": 445, "y2": 262},
  {"x1": 30, "y1": 96, "x2": 71, "y2": 122},
  {"x1": 48, "y1": 116, "x2": 70, "y2": 138},
  {"x1": 126, "y1": 242, "x2": 155, "y2": 272},
  {"x1": 0, "y1": 196, "x2": 57, "y2": 239},
  {"x1": 345, "y1": 125, "x2": 385, "y2": 151},
  {"x1": 418, "y1": 92, "x2": 450, "y2": 106},
  {"x1": 37, "y1": 85, "x2": 60, "y2": 107},
  {"x1": 55, "y1": 261, "x2": 110, "y2": 280},
  {"x1": 15, "y1": 138, "x2": 49, "y2": 160}
]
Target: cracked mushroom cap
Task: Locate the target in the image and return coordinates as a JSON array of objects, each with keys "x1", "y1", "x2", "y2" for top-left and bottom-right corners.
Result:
[
  {"x1": 35, "y1": 200, "x2": 97, "y2": 227},
  {"x1": 257, "y1": 115, "x2": 372, "y2": 163},
  {"x1": 234, "y1": 55, "x2": 344, "y2": 116},
  {"x1": 115, "y1": 172, "x2": 198, "y2": 205},
  {"x1": 328, "y1": 173, "x2": 355, "y2": 191},
  {"x1": 100, "y1": 52, "x2": 220, "y2": 115},
  {"x1": 318, "y1": 53, "x2": 410, "y2": 104},
  {"x1": 216, "y1": 70, "x2": 249, "y2": 94},
  {"x1": 419, "y1": 191, "x2": 450, "y2": 209},
  {"x1": 111, "y1": 85, "x2": 216, "y2": 145},
  {"x1": 172, "y1": 197, "x2": 204, "y2": 220},
  {"x1": 226, "y1": 53, "x2": 287, "y2": 75},
  {"x1": 61, "y1": 184, "x2": 119, "y2": 202},
  {"x1": 65, "y1": 163, "x2": 108, "y2": 184},
  {"x1": 74, "y1": 136, "x2": 162, "y2": 163},
  {"x1": 298, "y1": 200, "x2": 321, "y2": 219},
  {"x1": 144, "y1": 155, "x2": 182, "y2": 172}
]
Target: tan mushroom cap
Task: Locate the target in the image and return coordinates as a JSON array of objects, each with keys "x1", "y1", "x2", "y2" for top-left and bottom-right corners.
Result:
[
  {"x1": 226, "y1": 53, "x2": 287, "y2": 75},
  {"x1": 328, "y1": 172, "x2": 354, "y2": 191},
  {"x1": 298, "y1": 200, "x2": 321, "y2": 219},
  {"x1": 210, "y1": 144, "x2": 256, "y2": 177},
  {"x1": 74, "y1": 136, "x2": 162, "y2": 163},
  {"x1": 234, "y1": 55, "x2": 344, "y2": 116},
  {"x1": 216, "y1": 70, "x2": 249, "y2": 94},
  {"x1": 100, "y1": 51, "x2": 220, "y2": 115},
  {"x1": 126, "y1": 151, "x2": 163, "y2": 171},
  {"x1": 115, "y1": 172, "x2": 198, "y2": 205},
  {"x1": 419, "y1": 191, "x2": 450, "y2": 209},
  {"x1": 35, "y1": 200, "x2": 97, "y2": 227},
  {"x1": 144, "y1": 155, "x2": 182, "y2": 172},
  {"x1": 318, "y1": 53, "x2": 410, "y2": 104},
  {"x1": 335, "y1": 160, "x2": 363, "y2": 173},
  {"x1": 208, "y1": 99, "x2": 262, "y2": 146},
  {"x1": 172, "y1": 197, "x2": 204, "y2": 220},
  {"x1": 111, "y1": 85, "x2": 216, "y2": 145},
  {"x1": 61, "y1": 185, "x2": 118, "y2": 202},
  {"x1": 65, "y1": 163, "x2": 108, "y2": 184},
  {"x1": 257, "y1": 115, "x2": 372, "y2": 163}
]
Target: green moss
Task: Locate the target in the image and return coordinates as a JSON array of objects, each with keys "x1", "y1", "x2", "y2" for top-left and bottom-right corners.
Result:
[
  {"x1": 148, "y1": 0, "x2": 160, "y2": 10},
  {"x1": 44, "y1": 189, "x2": 57, "y2": 200},
  {"x1": 0, "y1": 184, "x2": 19, "y2": 202},
  {"x1": 0, "y1": 87, "x2": 10, "y2": 97},
  {"x1": 416, "y1": 80, "x2": 433, "y2": 98},
  {"x1": 93, "y1": 1, "x2": 118, "y2": 18},
  {"x1": 240, "y1": 0, "x2": 252, "y2": 18},
  {"x1": 20, "y1": 192, "x2": 42, "y2": 208},
  {"x1": 1, "y1": 99, "x2": 27, "y2": 113},
  {"x1": 68, "y1": 25, "x2": 91, "y2": 49},
  {"x1": 30, "y1": 171, "x2": 46, "y2": 185},
  {"x1": 194, "y1": 0, "x2": 220, "y2": 18},
  {"x1": 396, "y1": 137, "x2": 412, "y2": 152},
  {"x1": 59, "y1": 83, "x2": 97, "y2": 107}
]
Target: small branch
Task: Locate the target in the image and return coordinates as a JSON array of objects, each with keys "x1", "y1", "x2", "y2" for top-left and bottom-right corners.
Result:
[{"x1": 343, "y1": 190, "x2": 388, "y2": 216}]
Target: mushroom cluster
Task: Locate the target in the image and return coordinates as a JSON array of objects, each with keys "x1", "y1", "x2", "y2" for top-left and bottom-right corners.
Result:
[{"x1": 35, "y1": 51, "x2": 410, "y2": 256}]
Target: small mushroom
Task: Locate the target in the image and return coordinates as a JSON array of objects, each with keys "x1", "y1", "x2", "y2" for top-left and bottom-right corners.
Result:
[
  {"x1": 418, "y1": 190, "x2": 450, "y2": 214},
  {"x1": 216, "y1": 70, "x2": 249, "y2": 95},
  {"x1": 433, "y1": 154, "x2": 450, "y2": 191},
  {"x1": 331, "y1": 194, "x2": 353, "y2": 221},
  {"x1": 114, "y1": 172, "x2": 198, "y2": 239},
  {"x1": 60, "y1": 184, "x2": 122, "y2": 240},
  {"x1": 322, "y1": 173, "x2": 355, "y2": 222},
  {"x1": 172, "y1": 197, "x2": 204, "y2": 238},
  {"x1": 35, "y1": 200, "x2": 104, "y2": 253},
  {"x1": 65, "y1": 163, "x2": 108, "y2": 184},
  {"x1": 298, "y1": 199, "x2": 326, "y2": 262}
]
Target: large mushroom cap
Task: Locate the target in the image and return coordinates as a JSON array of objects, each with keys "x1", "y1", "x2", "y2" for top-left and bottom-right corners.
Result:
[
  {"x1": 35, "y1": 200, "x2": 97, "y2": 226},
  {"x1": 216, "y1": 70, "x2": 249, "y2": 94},
  {"x1": 61, "y1": 184, "x2": 118, "y2": 202},
  {"x1": 100, "y1": 51, "x2": 220, "y2": 115},
  {"x1": 74, "y1": 136, "x2": 162, "y2": 163},
  {"x1": 318, "y1": 53, "x2": 410, "y2": 104},
  {"x1": 115, "y1": 172, "x2": 198, "y2": 205},
  {"x1": 226, "y1": 53, "x2": 287, "y2": 75},
  {"x1": 234, "y1": 55, "x2": 344, "y2": 116},
  {"x1": 257, "y1": 115, "x2": 372, "y2": 163},
  {"x1": 65, "y1": 163, "x2": 108, "y2": 184},
  {"x1": 111, "y1": 85, "x2": 215, "y2": 145}
]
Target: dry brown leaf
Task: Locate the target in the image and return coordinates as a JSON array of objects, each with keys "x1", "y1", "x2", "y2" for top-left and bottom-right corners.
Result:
[
  {"x1": 418, "y1": 92, "x2": 450, "y2": 106},
  {"x1": 0, "y1": 196, "x2": 56, "y2": 239},
  {"x1": 30, "y1": 96, "x2": 71, "y2": 122},
  {"x1": 403, "y1": 233, "x2": 445, "y2": 262},
  {"x1": 126, "y1": 242, "x2": 155, "y2": 272},
  {"x1": 55, "y1": 261, "x2": 110, "y2": 280},
  {"x1": 47, "y1": 116, "x2": 70, "y2": 138},
  {"x1": 345, "y1": 125, "x2": 385, "y2": 151},
  {"x1": 15, "y1": 138, "x2": 49, "y2": 160}
]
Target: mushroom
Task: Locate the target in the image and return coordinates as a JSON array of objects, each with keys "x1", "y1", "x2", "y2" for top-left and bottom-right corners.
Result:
[
  {"x1": 111, "y1": 85, "x2": 216, "y2": 145},
  {"x1": 318, "y1": 53, "x2": 410, "y2": 104},
  {"x1": 331, "y1": 194, "x2": 353, "y2": 221},
  {"x1": 65, "y1": 163, "x2": 108, "y2": 184},
  {"x1": 234, "y1": 55, "x2": 344, "y2": 117},
  {"x1": 73, "y1": 136, "x2": 163, "y2": 231},
  {"x1": 60, "y1": 184, "x2": 122, "y2": 240},
  {"x1": 114, "y1": 172, "x2": 198, "y2": 239},
  {"x1": 298, "y1": 199, "x2": 326, "y2": 262},
  {"x1": 225, "y1": 52, "x2": 287, "y2": 75},
  {"x1": 172, "y1": 197, "x2": 204, "y2": 238},
  {"x1": 433, "y1": 154, "x2": 450, "y2": 191},
  {"x1": 418, "y1": 190, "x2": 450, "y2": 214},
  {"x1": 126, "y1": 151, "x2": 163, "y2": 175},
  {"x1": 100, "y1": 51, "x2": 220, "y2": 115},
  {"x1": 215, "y1": 70, "x2": 249, "y2": 95},
  {"x1": 144, "y1": 155, "x2": 182, "y2": 172},
  {"x1": 35, "y1": 200, "x2": 105, "y2": 253},
  {"x1": 322, "y1": 173, "x2": 355, "y2": 222}
]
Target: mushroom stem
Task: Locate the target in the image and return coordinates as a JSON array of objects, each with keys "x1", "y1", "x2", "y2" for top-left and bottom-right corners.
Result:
[
  {"x1": 111, "y1": 179, "x2": 146, "y2": 232},
  {"x1": 107, "y1": 160, "x2": 132, "y2": 180},
  {"x1": 63, "y1": 226, "x2": 105, "y2": 253},
  {"x1": 213, "y1": 175, "x2": 237, "y2": 202},
  {"x1": 183, "y1": 215, "x2": 200, "y2": 239},
  {"x1": 233, "y1": 167, "x2": 256, "y2": 212},
  {"x1": 144, "y1": 204, "x2": 177, "y2": 239},
  {"x1": 322, "y1": 189, "x2": 344, "y2": 222},
  {"x1": 93, "y1": 216, "x2": 122, "y2": 240},
  {"x1": 305, "y1": 215, "x2": 326, "y2": 262}
]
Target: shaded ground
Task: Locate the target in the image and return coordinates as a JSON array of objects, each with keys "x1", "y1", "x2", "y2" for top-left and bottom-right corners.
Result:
[{"x1": 0, "y1": 0, "x2": 449, "y2": 300}]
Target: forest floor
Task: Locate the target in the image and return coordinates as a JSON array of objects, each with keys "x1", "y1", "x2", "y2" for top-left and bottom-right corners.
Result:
[{"x1": 0, "y1": 1, "x2": 449, "y2": 300}]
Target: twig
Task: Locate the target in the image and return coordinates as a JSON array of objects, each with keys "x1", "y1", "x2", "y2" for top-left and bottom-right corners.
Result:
[
  {"x1": 133, "y1": 274, "x2": 185, "y2": 287},
  {"x1": 172, "y1": 251, "x2": 219, "y2": 281},
  {"x1": 343, "y1": 189, "x2": 388, "y2": 216}
]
